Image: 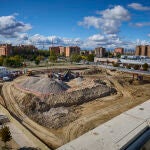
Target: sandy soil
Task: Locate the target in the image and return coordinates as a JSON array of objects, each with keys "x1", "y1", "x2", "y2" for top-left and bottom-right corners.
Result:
[
  {"x1": 52, "y1": 73, "x2": 150, "y2": 145},
  {"x1": 1, "y1": 68, "x2": 150, "y2": 149}
]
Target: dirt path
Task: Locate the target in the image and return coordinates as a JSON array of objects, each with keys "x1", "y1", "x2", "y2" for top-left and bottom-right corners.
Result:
[{"x1": 2, "y1": 82, "x2": 61, "y2": 149}]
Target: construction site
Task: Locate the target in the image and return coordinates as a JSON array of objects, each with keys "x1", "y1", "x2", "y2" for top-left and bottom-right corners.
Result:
[{"x1": 0, "y1": 65, "x2": 150, "y2": 149}]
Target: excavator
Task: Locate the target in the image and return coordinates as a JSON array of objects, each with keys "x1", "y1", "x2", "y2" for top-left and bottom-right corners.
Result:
[{"x1": 52, "y1": 69, "x2": 80, "y2": 81}]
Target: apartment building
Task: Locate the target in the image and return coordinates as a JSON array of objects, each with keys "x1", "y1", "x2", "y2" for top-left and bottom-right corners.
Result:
[
  {"x1": 0, "y1": 44, "x2": 12, "y2": 56},
  {"x1": 135, "y1": 45, "x2": 150, "y2": 57},
  {"x1": 65, "y1": 46, "x2": 80, "y2": 57},
  {"x1": 114, "y1": 47, "x2": 124, "y2": 56},
  {"x1": 95, "y1": 47, "x2": 106, "y2": 58},
  {"x1": 49, "y1": 46, "x2": 60, "y2": 55}
]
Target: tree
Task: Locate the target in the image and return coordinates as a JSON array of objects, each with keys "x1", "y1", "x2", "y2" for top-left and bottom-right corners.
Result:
[
  {"x1": 142, "y1": 63, "x2": 148, "y2": 71},
  {"x1": 3, "y1": 55, "x2": 23, "y2": 67},
  {"x1": 133, "y1": 64, "x2": 140, "y2": 70},
  {"x1": 70, "y1": 54, "x2": 82, "y2": 63},
  {"x1": 0, "y1": 126, "x2": 12, "y2": 148},
  {"x1": 87, "y1": 54, "x2": 94, "y2": 62},
  {"x1": 0, "y1": 56, "x2": 4, "y2": 66},
  {"x1": 81, "y1": 55, "x2": 87, "y2": 60},
  {"x1": 49, "y1": 50, "x2": 57, "y2": 62},
  {"x1": 126, "y1": 64, "x2": 132, "y2": 69},
  {"x1": 116, "y1": 53, "x2": 121, "y2": 58},
  {"x1": 34, "y1": 58, "x2": 40, "y2": 65}
]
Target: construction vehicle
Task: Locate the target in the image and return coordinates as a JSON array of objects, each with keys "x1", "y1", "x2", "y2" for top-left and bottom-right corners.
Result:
[
  {"x1": 52, "y1": 69, "x2": 80, "y2": 81},
  {"x1": 26, "y1": 70, "x2": 33, "y2": 76}
]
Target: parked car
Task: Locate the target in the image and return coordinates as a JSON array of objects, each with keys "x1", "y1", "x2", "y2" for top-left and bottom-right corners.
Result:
[{"x1": 2, "y1": 76, "x2": 12, "y2": 81}]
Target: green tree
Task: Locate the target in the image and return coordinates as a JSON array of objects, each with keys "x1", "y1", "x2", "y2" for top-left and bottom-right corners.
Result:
[
  {"x1": 49, "y1": 50, "x2": 57, "y2": 62},
  {"x1": 133, "y1": 64, "x2": 140, "y2": 70},
  {"x1": 70, "y1": 54, "x2": 82, "y2": 63},
  {"x1": 0, "y1": 126, "x2": 12, "y2": 148},
  {"x1": 126, "y1": 64, "x2": 132, "y2": 69},
  {"x1": 3, "y1": 55, "x2": 23, "y2": 67},
  {"x1": 142, "y1": 63, "x2": 148, "y2": 71},
  {"x1": 34, "y1": 58, "x2": 40, "y2": 65},
  {"x1": 87, "y1": 54, "x2": 94, "y2": 62},
  {"x1": 116, "y1": 53, "x2": 121, "y2": 58},
  {"x1": 0, "y1": 56, "x2": 4, "y2": 66}
]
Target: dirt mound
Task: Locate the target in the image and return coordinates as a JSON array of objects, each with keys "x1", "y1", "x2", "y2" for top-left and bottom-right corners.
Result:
[
  {"x1": 20, "y1": 77, "x2": 66, "y2": 94},
  {"x1": 30, "y1": 107, "x2": 78, "y2": 129}
]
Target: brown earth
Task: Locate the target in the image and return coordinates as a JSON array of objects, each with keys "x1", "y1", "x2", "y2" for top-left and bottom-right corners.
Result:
[{"x1": 1, "y1": 67, "x2": 150, "y2": 149}]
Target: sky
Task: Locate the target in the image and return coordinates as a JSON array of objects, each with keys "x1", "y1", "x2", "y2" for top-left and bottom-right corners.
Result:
[{"x1": 0, "y1": 0, "x2": 150, "y2": 50}]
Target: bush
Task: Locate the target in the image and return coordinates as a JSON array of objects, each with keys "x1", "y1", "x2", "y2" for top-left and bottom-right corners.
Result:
[
  {"x1": 0, "y1": 126, "x2": 12, "y2": 147},
  {"x1": 133, "y1": 64, "x2": 140, "y2": 70},
  {"x1": 126, "y1": 64, "x2": 131, "y2": 69},
  {"x1": 3, "y1": 55, "x2": 23, "y2": 67},
  {"x1": 49, "y1": 50, "x2": 57, "y2": 62},
  {"x1": 34, "y1": 59, "x2": 40, "y2": 65},
  {"x1": 70, "y1": 54, "x2": 82, "y2": 63},
  {"x1": 142, "y1": 63, "x2": 148, "y2": 71}
]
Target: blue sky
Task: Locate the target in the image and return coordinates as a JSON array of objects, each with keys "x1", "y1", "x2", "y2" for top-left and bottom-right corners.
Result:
[{"x1": 0, "y1": 0, "x2": 150, "y2": 49}]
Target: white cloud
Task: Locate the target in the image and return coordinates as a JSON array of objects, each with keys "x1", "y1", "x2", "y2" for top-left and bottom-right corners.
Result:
[
  {"x1": 128, "y1": 3, "x2": 150, "y2": 11},
  {"x1": 82, "y1": 34, "x2": 125, "y2": 49},
  {"x1": 148, "y1": 34, "x2": 150, "y2": 37},
  {"x1": 88, "y1": 34, "x2": 105, "y2": 41},
  {"x1": 12, "y1": 34, "x2": 82, "y2": 49},
  {"x1": 0, "y1": 15, "x2": 32, "y2": 38},
  {"x1": 3, "y1": 32, "x2": 150, "y2": 50},
  {"x1": 78, "y1": 5, "x2": 130, "y2": 34},
  {"x1": 99, "y1": 5, "x2": 130, "y2": 21},
  {"x1": 132, "y1": 22, "x2": 150, "y2": 27}
]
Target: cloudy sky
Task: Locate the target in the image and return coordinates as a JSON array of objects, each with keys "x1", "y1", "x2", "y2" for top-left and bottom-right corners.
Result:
[{"x1": 0, "y1": 0, "x2": 150, "y2": 49}]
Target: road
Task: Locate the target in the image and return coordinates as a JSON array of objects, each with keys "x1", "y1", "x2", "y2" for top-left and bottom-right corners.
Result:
[{"x1": 96, "y1": 64, "x2": 150, "y2": 76}]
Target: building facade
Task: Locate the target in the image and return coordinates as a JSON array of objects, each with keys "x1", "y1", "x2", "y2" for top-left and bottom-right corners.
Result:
[
  {"x1": 135, "y1": 45, "x2": 150, "y2": 57},
  {"x1": 12, "y1": 45, "x2": 38, "y2": 55},
  {"x1": 95, "y1": 47, "x2": 106, "y2": 58},
  {"x1": 114, "y1": 47, "x2": 124, "y2": 56},
  {"x1": 59, "y1": 46, "x2": 66, "y2": 56},
  {"x1": 49, "y1": 46, "x2": 60, "y2": 55},
  {"x1": 65, "y1": 46, "x2": 80, "y2": 57},
  {"x1": 0, "y1": 44, "x2": 12, "y2": 56}
]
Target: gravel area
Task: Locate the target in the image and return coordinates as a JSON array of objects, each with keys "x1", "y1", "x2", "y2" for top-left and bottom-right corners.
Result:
[{"x1": 20, "y1": 77, "x2": 66, "y2": 94}]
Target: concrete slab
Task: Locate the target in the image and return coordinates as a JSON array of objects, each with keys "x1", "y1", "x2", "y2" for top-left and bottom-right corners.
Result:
[
  {"x1": 116, "y1": 121, "x2": 148, "y2": 149},
  {"x1": 57, "y1": 124, "x2": 117, "y2": 150},
  {"x1": 103, "y1": 114, "x2": 145, "y2": 143},
  {"x1": 124, "y1": 100, "x2": 150, "y2": 120},
  {"x1": 57, "y1": 100, "x2": 150, "y2": 150}
]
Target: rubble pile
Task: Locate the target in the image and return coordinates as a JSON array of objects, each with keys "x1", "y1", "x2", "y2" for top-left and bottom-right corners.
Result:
[{"x1": 20, "y1": 77, "x2": 66, "y2": 94}]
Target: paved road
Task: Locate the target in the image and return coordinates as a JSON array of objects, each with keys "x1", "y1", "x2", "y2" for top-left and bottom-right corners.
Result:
[{"x1": 96, "y1": 64, "x2": 150, "y2": 76}]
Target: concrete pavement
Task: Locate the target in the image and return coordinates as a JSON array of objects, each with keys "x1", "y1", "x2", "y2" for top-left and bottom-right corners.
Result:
[{"x1": 57, "y1": 99, "x2": 150, "y2": 150}]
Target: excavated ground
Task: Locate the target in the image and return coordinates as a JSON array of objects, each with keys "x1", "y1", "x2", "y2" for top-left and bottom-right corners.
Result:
[
  {"x1": 1, "y1": 67, "x2": 150, "y2": 149},
  {"x1": 13, "y1": 73, "x2": 115, "y2": 129}
]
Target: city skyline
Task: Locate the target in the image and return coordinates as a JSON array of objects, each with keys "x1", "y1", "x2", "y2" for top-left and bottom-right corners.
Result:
[{"x1": 0, "y1": 0, "x2": 150, "y2": 49}]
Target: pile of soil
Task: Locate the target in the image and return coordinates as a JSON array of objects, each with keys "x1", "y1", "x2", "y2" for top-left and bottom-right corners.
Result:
[
  {"x1": 30, "y1": 107, "x2": 78, "y2": 129},
  {"x1": 20, "y1": 77, "x2": 66, "y2": 94}
]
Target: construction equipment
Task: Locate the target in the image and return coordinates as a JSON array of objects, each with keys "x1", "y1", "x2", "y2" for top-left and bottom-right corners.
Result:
[
  {"x1": 52, "y1": 69, "x2": 80, "y2": 81},
  {"x1": 26, "y1": 70, "x2": 33, "y2": 76}
]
